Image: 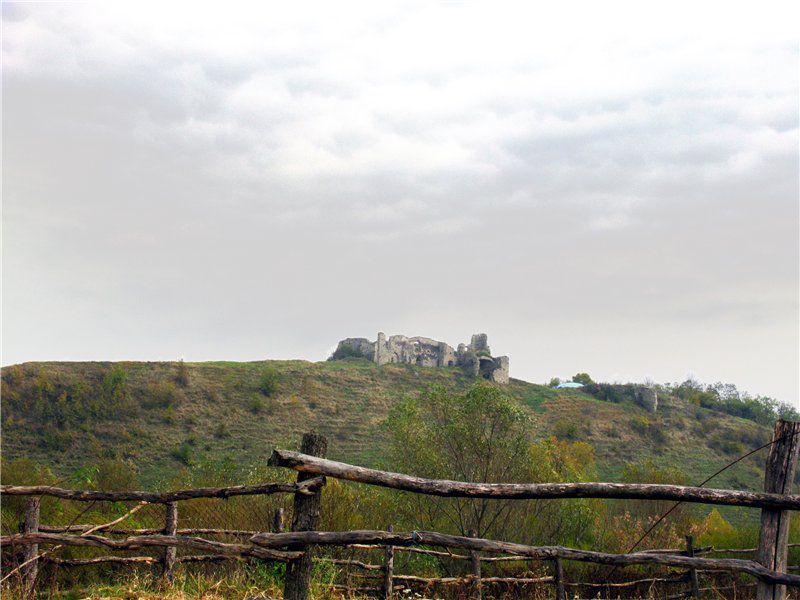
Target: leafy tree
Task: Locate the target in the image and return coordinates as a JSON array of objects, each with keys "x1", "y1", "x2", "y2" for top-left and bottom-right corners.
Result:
[
  {"x1": 386, "y1": 383, "x2": 596, "y2": 545},
  {"x1": 572, "y1": 372, "x2": 593, "y2": 385}
]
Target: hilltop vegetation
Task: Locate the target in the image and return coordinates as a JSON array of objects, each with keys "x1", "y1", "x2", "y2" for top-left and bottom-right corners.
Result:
[{"x1": 0, "y1": 358, "x2": 778, "y2": 497}]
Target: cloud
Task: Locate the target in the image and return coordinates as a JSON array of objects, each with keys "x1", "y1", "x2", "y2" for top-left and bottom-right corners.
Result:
[{"x1": 2, "y1": 0, "x2": 798, "y2": 403}]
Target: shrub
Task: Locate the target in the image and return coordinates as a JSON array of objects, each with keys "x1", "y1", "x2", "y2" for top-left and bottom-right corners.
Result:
[
  {"x1": 553, "y1": 419, "x2": 579, "y2": 440},
  {"x1": 248, "y1": 395, "x2": 265, "y2": 414},
  {"x1": 175, "y1": 359, "x2": 190, "y2": 387},
  {"x1": 171, "y1": 441, "x2": 194, "y2": 466},
  {"x1": 572, "y1": 372, "x2": 593, "y2": 385},
  {"x1": 630, "y1": 416, "x2": 650, "y2": 435},
  {"x1": 259, "y1": 367, "x2": 280, "y2": 397},
  {"x1": 163, "y1": 406, "x2": 177, "y2": 424},
  {"x1": 142, "y1": 382, "x2": 179, "y2": 409},
  {"x1": 548, "y1": 377, "x2": 561, "y2": 388}
]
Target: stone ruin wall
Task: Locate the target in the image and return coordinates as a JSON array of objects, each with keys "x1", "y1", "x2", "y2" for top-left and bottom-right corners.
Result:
[{"x1": 334, "y1": 332, "x2": 510, "y2": 384}]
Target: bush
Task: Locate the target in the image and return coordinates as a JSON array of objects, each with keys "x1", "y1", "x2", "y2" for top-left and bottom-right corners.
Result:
[
  {"x1": 175, "y1": 359, "x2": 190, "y2": 387},
  {"x1": 171, "y1": 441, "x2": 194, "y2": 466},
  {"x1": 630, "y1": 416, "x2": 650, "y2": 435},
  {"x1": 142, "y1": 382, "x2": 179, "y2": 409},
  {"x1": 259, "y1": 367, "x2": 280, "y2": 397},
  {"x1": 248, "y1": 395, "x2": 265, "y2": 414},
  {"x1": 572, "y1": 372, "x2": 593, "y2": 385},
  {"x1": 553, "y1": 419, "x2": 579, "y2": 440},
  {"x1": 214, "y1": 422, "x2": 230, "y2": 438}
]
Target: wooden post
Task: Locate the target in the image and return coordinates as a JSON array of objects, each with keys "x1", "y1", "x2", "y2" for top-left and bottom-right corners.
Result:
[
  {"x1": 283, "y1": 432, "x2": 328, "y2": 600},
  {"x1": 756, "y1": 419, "x2": 800, "y2": 600},
  {"x1": 22, "y1": 497, "x2": 41, "y2": 596},
  {"x1": 273, "y1": 507, "x2": 285, "y2": 533},
  {"x1": 382, "y1": 524, "x2": 394, "y2": 599},
  {"x1": 685, "y1": 535, "x2": 700, "y2": 598},
  {"x1": 468, "y1": 529, "x2": 482, "y2": 600},
  {"x1": 553, "y1": 557, "x2": 566, "y2": 600},
  {"x1": 162, "y1": 501, "x2": 178, "y2": 580}
]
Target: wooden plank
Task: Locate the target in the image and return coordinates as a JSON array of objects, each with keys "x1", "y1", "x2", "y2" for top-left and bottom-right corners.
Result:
[
  {"x1": 686, "y1": 535, "x2": 699, "y2": 598},
  {"x1": 2, "y1": 532, "x2": 302, "y2": 562},
  {"x1": 468, "y1": 530, "x2": 482, "y2": 600},
  {"x1": 268, "y1": 449, "x2": 800, "y2": 509},
  {"x1": 382, "y1": 525, "x2": 394, "y2": 599},
  {"x1": 554, "y1": 557, "x2": 566, "y2": 600},
  {"x1": 161, "y1": 502, "x2": 178, "y2": 580},
  {"x1": 757, "y1": 420, "x2": 800, "y2": 600},
  {"x1": 22, "y1": 497, "x2": 40, "y2": 596},
  {"x1": 283, "y1": 433, "x2": 328, "y2": 600},
  {"x1": 249, "y1": 529, "x2": 800, "y2": 585},
  {"x1": 0, "y1": 478, "x2": 324, "y2": 503}
]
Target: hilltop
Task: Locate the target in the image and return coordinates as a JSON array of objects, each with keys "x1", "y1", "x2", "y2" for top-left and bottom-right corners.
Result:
[{"x1": 0, "y1": 358, "x2": 772, "y2": 500}]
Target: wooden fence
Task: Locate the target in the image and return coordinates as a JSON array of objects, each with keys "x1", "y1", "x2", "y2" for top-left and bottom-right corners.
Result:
[{"x1": 2, "y1": 420, "x2": 800, "y2": 599}]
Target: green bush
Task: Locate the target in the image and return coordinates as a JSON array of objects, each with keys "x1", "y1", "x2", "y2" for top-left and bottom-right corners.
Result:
[
  {"x1": 176, "y1": 359, "x2": 190, "y2": 387},
  {"x1": 630, "y1": 416, "x2": 650, "y2": 435},
  {"x1": 258, "y1": 367, "x2": 280, "y2": 397},
  {"x1": 170, "y1": 441, "x2": 194, "y2": 466},
  {"x1": 248, "y1": 395, "x2": 265, "y2": 414},
  {"x1": 553, "y1": 419, "x2": 579, "y2": 440}
]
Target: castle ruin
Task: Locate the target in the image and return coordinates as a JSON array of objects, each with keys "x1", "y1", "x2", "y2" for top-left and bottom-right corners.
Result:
[{"x1": 332, "y1": 332, "x2": 510, "y2": 384}]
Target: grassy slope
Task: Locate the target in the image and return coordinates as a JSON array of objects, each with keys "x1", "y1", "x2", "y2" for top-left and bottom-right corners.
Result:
[{"x1": 1, "y1": 358, "x2": 770, "y2": 501}]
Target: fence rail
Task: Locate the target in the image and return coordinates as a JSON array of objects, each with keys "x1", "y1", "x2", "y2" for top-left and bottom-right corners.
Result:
[
  {"x1": 269, "y1": 448, "x2": 800, "y2": 509},
  {"x1": 3, "y1": 420, "x2": 800, "y2": 599}
]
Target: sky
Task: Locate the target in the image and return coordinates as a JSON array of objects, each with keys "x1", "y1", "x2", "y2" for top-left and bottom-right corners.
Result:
[{"x1": 2, "y1": 1, "x2": 798, "y2": 404}]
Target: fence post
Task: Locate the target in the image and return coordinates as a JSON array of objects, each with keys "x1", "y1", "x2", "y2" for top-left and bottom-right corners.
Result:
[
  {"x1": 756, "y1": 419, "x2": 800, "y2": 600},
  {"x1": 22, "y1": 496, "x2": 41, "y2": 596},
  {"x1": 685, "y1": 535, "x2": 699, "y2": 598},
  {"x1": 468, "y1": 529, "x2": 482, "y2": 600},
  {"x1": 382, "y1": 524, "x2": 394, "y2": 599},
  {"x1": 162, "y1": 501, "x2": 178, "y2": 580},
  {"x1": 283, "y1": 432, "x2": 328, "y2": 600},
  {"x1": 553, "y1": 557, "x2": 566, "y2": 600},
  {"x1": 273, "y1": 507, "x2": 285, "y2": 533}
]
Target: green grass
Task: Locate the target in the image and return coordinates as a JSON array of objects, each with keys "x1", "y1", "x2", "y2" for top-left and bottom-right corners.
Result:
[{"x1": 0, "y1": 358, "x2": 773, "y2": 502}]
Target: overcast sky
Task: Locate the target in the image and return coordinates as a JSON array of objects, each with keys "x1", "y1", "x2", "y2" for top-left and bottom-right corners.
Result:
[{"x1": 3, "y1": 1, "x2": 798, "y2": 404}]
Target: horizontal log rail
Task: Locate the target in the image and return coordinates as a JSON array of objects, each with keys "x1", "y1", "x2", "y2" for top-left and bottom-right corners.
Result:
[
  {"x1": 1, "y1": 532, "x2": 301, "y2": 562},
  {"x1": 249, "y1": 529, "x2": 800, "y2": 586},
  {"x1": 269, "y1": 450, "x2": 800, "y2": 510},
  {"x1": 44, "y1": 554, "x2": 255, "y2": 566},
  {"x1": 0, "y1": 477, "x2": 324, "y2": 503},
  {"x1": 39, "y1": 525, "x2": 258, "y2": 537}
]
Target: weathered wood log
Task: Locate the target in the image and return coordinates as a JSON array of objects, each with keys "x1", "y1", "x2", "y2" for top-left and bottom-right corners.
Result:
[
  {"x1": 39, "y1": 525, "x2": 259, "y2": 536},
  {"x1": 269, "y1": 449, "x2": 800, "y2": 510},
  {"x1": 45, "y1": 555, "x2": 159, "y2": 566},
  {"x1": 283, "y1": 432, "x2": 327, "y2": 600},
  {"x1": 566, "y1": 573, "x2": 689, "y2": 587},
  {"x1": 273, "y1": 507, "x2": 285, "y2": 533},
  {"x1": 0, "y1": 477, "x2": 324, "y2": 503},
  {"x1": 319, "y1": 557, "x2": 383, "y2": 570},
  {"x1": 22, "y1": 497, "x2": 40, "y2": 596},
  {"x1": 757, "y1": 420, "x2": 800, "y2": 600},
  {"x1": 249, "y1": 530, "x2": 800, "y2": 585},
  {"x1": 382, "y1": 525, "x2": 394, "y2": 599},
  {"x1": 553, "y1": 557, "x2": 566, "y2": 600},
  {"x1": 686, "y1": 535, "x2": 700, "y2": 598},
  {"x1": 468, "y1": 529, "x2": 482, "y2": 600},
  {"x1": 162, "y1": 502, "x2": 178, "y2": 580},
  {"x1": 2, "y1": 532, "x2": 301, "y2": 562}
]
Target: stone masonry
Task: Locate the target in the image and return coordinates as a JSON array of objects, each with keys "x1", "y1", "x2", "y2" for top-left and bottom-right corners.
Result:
[{"x1": 333, "y1": 332, "x2": 510, "y2": 384}]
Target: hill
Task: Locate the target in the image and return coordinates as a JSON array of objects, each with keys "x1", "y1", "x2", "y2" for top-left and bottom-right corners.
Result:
[{"x1": 0, "y1": 358, "x2": 772, "y2": 500}]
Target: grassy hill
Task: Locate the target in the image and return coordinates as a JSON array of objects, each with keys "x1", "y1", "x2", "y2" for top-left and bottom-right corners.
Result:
[{"x1": 0, "y1": 358, "x2": 772, "y2": 502}]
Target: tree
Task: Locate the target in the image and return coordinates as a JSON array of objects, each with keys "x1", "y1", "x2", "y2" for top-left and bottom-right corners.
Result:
[
  {"x1": 572, "y1": 372, "x2": 593, "y2": 385},
  {"x1": 385, "y1": 383, "x2": 597, "y2": 545}
]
